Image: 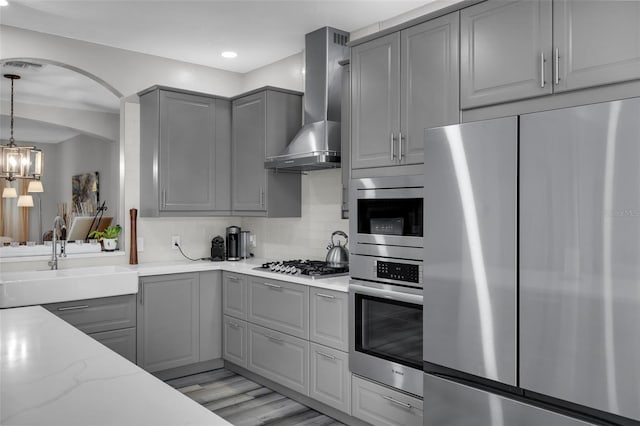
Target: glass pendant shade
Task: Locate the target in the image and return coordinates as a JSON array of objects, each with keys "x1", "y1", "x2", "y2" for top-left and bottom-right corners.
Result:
[
  {"x1": 17, "y1": 194, "x2": 34, "y2": 207},
  {"x1": 2, "y1": 186, "x2": 17, "y2": 198}
]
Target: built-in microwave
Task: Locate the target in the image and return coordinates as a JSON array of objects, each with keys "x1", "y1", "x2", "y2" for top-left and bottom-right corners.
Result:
[{"x1": 349, "y1": 175, "x2": 424, "y2": 261}]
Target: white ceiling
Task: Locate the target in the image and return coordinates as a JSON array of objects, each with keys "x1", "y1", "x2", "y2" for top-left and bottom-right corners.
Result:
[{"x1": 0, "y1": 0, "x2": 429, "y2": 73}]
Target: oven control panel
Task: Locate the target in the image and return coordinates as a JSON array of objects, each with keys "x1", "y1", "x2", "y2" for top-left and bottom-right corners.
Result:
[{"x1": 376, "y1": 261, "x2": 421, "y2": 284}]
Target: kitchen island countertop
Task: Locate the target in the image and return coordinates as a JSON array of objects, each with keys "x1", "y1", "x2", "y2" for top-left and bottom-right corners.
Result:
[{"x1": 0, "y1": 305, "x2": 232, "y2": 426}]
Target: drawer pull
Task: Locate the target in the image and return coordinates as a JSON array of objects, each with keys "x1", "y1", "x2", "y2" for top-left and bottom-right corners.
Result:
[
  {"x1": 317, "y1": 351, "x2": 336, "y2": 360},
  {"x1": 57, "y1": 305, "x2": 89, "y2": 312},
  {"x1": 316, "y1": 293, "x2": 335, "y2": 299},
  {"x1": 227, "y1": 276, "x2": 240, "y2": 282},
  {"x1": 227, "y1": 321, "x2": 241, "y2": 328},
  {"x1": 263, "y1": 282, "x2": 282, "y2": 289},
  {"x1": 382, "y1": 395, "x2": 412, "y2": 409},
  {"x1": 266, "y1": 334, "x2": 284, "y2": 343}
]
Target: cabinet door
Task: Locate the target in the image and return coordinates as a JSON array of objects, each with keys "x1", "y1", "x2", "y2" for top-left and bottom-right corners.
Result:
[
  {"x1": 232, "y1": 92, "x2": 267, "y2": 212},
  {"x1": 44, "y1": 294, "x2": 136, "y2": 334},
  {"x1": 247, "y1": 276, "x2": 309, "y2": 339},
  {"x1": 309, "y1": 343, "x2": 350, "y2": 414},
  {"x1": 90, "y1": 327, "x2": 137, "y2": 363},
  {"x1": 247, "y1": 323, "x2": 309, "y2": 395},
  {"x1": 460, "y1": 0, "x2": 552, "y2": 109},
  {"x1": 554, "y1": 0, "x2": 640, "y2": 93},
  {"x1": 223, "y1": 315, "x2": 247, "y2": 368},
  {"x1": 352, "y1": 375, "x2": 423, "y2": 426},
  {"x1": 400, "y1": 12, "x2": 459, "y2": 165},
  {"x1": 222, "y1": 272, "x2": 247, "y2": 320},
  {"x1": 159, "y1": 91, "x2": 218, "y2": 211},
  {"x1": 351, "y1": 33, "x2": 401, "y2": 169},
  {"x1": 137, "y1": 274, "x2": 199, "y2": 372},
  {"x1": 309, "y1": 289, "x2": 348, "y2": 351}
]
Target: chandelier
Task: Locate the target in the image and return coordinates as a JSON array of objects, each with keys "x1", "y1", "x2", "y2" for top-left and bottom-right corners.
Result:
[{"x1": 1, "y1": 74, "x2": 44, "y2": 182}]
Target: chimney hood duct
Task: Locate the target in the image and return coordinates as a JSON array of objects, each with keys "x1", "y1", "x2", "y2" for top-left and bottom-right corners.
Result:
[{"x1": 265, "y1": 27, "x2": 349, "y2": 171}]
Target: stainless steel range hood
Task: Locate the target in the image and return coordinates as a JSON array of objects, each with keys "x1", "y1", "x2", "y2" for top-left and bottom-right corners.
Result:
[{"x1": 265, "y1": 27, "x2": 349, "y2": 171}]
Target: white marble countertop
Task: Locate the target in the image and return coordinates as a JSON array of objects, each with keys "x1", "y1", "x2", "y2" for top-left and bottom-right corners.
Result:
[
  {"x1": 0, "y1": 306, "x2": 232, "y2": 426},
  {"x1": 131, "y1": 257, "x2": 350, "y2": 293}
]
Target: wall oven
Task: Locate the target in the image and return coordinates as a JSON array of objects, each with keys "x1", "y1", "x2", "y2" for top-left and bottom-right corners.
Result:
[{"x1": 349, "y1": 175, "x2": 424, "y2": 397}]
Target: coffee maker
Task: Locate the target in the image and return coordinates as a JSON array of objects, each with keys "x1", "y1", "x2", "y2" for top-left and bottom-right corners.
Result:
[{"x1": 226, "y1": 226, "x2": 241, "y2": 261}]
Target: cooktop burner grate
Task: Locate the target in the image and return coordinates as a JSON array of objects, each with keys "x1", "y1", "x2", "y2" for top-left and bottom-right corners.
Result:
[{"x1": 255, "y1": 259, "x2": 348, "y2": 279}]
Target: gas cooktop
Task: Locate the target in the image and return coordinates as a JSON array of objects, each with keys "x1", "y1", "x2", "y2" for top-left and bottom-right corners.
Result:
[{"x1": 253, "y1": 259, "x2": 349, "y2": 279}]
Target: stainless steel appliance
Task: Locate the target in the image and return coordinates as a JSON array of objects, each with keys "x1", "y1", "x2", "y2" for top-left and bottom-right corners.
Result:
[
  {"x1": 349, "y1": 174, "x2": 424, "y2": 397},
  {"x1": 225, "y1": 226, "x2": 240, "y2": 261},
  {"x1": 254, "y1": 259, "x2": 348, "y2": 279},
  {"x1": 422, "y1": 98, "x2": 640, "y2": 425}
]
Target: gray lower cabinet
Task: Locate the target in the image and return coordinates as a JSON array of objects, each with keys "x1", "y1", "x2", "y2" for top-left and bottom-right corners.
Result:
[
  {"x1": 139, "y1": 86, "x2": 231, "y2": 217},
  {"x1": 246, "y1": 276, "x2": 309, "y2": 339},
  {"x1": 351, "y1": 12, "x2": 459, "y2": 172},
  {"x1": 137, "y1": 273, "x2": 200, "y2": 372},
  {"x1": 247, "y1": 323, "x2": 309, "y2": 396},
  {"x1": 231, "y1": 87, "x2": 303, "y2": 217},
  {"x1": 309, "y1": 288, "x2": 348, "y2": 351},
  {"x1": 223, "y1": 315, "x2": 247, "y2": 368},
  {"x1": 91, "y1": 327, "x2": 137, "y2": 363},
  {"x1": 199, "y1": 271, "x2": 222, "y2": 362},
  {"x1": 222, "y1": 272, "x2": 247, "y2": 320},
  {"x1": 461, "y1": 0, "x2": 640, "y2": 109},
  {"x1": 352, "y1": 375, "x2": 423, "y2": 426},
  {"x1": 43, "y1": 295, "x2": 137, "y2": 363},
  {"x1": 309, "y1": 343, "x2": 350, "y2": 414}
]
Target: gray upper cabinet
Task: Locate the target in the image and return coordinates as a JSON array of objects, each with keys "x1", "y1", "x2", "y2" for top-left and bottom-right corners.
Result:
[
  {"x1": 461, "y1": 0, "x2": 640, "y2": 109},
  {"x1": 137, "y1": 273, "x2": 200, "y2": 372},
  {"x1": 351, "y1": 33, "x2": 400, "y2": 170},
  {"x1": 139, "y1": 87, "x2": 231, "y2": 217},
  {"x1": 351, "y1": 12, "x2": 459, "y2": 171},
  {"x1": 553, "y1": 0, "x2": 640, "y2": 93},
  {"x1": 400, "y1": 12, "x2": 460, "y2": 164},
  {"x1": 231, "y1": 88, "x2": 303, "y2": 217},
  {"x1": 460, "y1": 0, "x2": 553, "y2": 109}
]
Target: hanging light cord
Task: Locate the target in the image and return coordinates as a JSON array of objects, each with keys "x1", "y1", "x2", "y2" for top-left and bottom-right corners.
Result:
[{"x1": 8, "y1": 74, "x2": 16, "y2": 146}]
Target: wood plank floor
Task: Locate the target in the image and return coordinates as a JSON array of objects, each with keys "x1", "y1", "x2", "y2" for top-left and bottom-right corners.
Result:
[{"x1": 166, "y1": 369, "x2": 346, "y2": 426}]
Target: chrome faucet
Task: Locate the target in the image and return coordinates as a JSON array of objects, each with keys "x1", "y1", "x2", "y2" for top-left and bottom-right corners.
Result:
[{"x1": 48, "y1": 216, "x2": 67, "y2": 270}]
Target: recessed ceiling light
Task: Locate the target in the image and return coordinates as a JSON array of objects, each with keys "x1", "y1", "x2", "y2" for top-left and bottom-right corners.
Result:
[
  {"x1": 0, "y1": 0, "x2": 9, "y2": 6},
  {"x1": 221, "y1": 51, "x2": 238, "y2": 59}
]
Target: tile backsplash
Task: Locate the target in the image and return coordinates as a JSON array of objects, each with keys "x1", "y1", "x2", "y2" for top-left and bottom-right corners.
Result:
[{"x1": 242, "y1": 168, "x2": 348, "y2": 261}]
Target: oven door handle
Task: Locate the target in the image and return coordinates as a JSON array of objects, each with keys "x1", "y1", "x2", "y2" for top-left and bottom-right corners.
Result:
[{"x1": 349, "y1": 283, "x2": 423, "y2": 306}]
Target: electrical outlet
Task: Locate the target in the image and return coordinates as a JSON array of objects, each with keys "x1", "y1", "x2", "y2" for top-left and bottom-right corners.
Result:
[
  {"x1": 250, "y1": 234, "x2": 257, "y2": 248},
  {"x1": 171, "y1": 235, "x2": 181, "y2": 250},
  {"x1": 137, "y1": 237, "x2": 144, "y2": 252}
]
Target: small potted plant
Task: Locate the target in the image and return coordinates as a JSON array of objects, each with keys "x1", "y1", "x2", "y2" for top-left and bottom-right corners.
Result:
[{"x1": 88, "y1": 224, "x2": 122, "y2": 252}]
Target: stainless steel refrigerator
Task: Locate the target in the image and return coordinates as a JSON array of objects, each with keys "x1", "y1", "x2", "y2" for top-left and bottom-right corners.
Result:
[{"x1": 422, "y1": 97, "x2": 640, "y2": 426}]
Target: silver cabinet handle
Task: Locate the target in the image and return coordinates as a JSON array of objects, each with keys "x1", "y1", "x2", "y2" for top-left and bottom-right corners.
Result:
[
  {"x1": 390, "y1": 133, "x2": 395, "y2": 162},
  {"x1": 398, "y1": 132, "x2": 404, "y2": 161},
  {"x1": 382, "y1": 395, "x2": 412, "y2": 409},
  {"x1": 263, "y1": 282, "x2": 282, "y2": 289},
  {"x1": 317, "y1": 351, "x2": 337, "y2": 360},
  {"x1": 540, "y1": 51, "x2": 546, "y2": 88},
  {"x1": 161, "y1": 189, "x2": 166, "y2": 208},
  {"x1": 554, "y1": 47, "x2": 560, "y2": 85},
  {"x1": 227, "y1": 321, "x2": 241, "y2": 328},
  {"x1": 227, "y1": 276, "x2": 239, "y2": 282},
  {"x1": 57, "y1": 305, "x2": 89, "y2": 312},
  {"x1": 259, "y1": 188, "x2": 264, "y2": 207},
  {"x1": 316, "y1": 293, "x2": 335, "y2": 299}
]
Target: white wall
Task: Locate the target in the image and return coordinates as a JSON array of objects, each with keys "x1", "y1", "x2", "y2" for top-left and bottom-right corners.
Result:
[{"x1": 242, "y1": 52, "x2": 304, "y2": 93}]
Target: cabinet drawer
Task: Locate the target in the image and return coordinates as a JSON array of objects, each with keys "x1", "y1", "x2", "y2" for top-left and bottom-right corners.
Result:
[
  {"x1": 352, "y1": 375, "x2": 423, "y2": 426},
  {"x1": 247, "y1": 276, "x2": 308, "y2": 339},
  {"x1": 223, "y1": 315, "x2": 247, "y2": 368},
  {"x1": 309, "y1": 343, "x2": 351, "y2": 414},
  {"x1": 90, "y1": 327, "x2": 136, "y2": 363},
  {"x1": 247, "y1": 323, "x2": 309, "y2": 395},
  {"x1": 222, "y1": 272, "x2": 247, "y2": 320},
  {"x1": 44, "y1": 294, "x2": 136, "y2": 334},
  {"x1": 309, "y1": 289, "x2": 348, "y2": 351}
]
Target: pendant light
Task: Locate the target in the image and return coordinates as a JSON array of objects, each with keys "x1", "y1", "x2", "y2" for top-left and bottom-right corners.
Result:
[{"x1": 1, "y1": 74, "x2": 44, "y2": 181}]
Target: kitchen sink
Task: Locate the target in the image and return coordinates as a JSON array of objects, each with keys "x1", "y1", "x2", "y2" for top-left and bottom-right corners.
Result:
[{"x1": 0, "y1": 265, "x2": 138, "y2": 308}]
